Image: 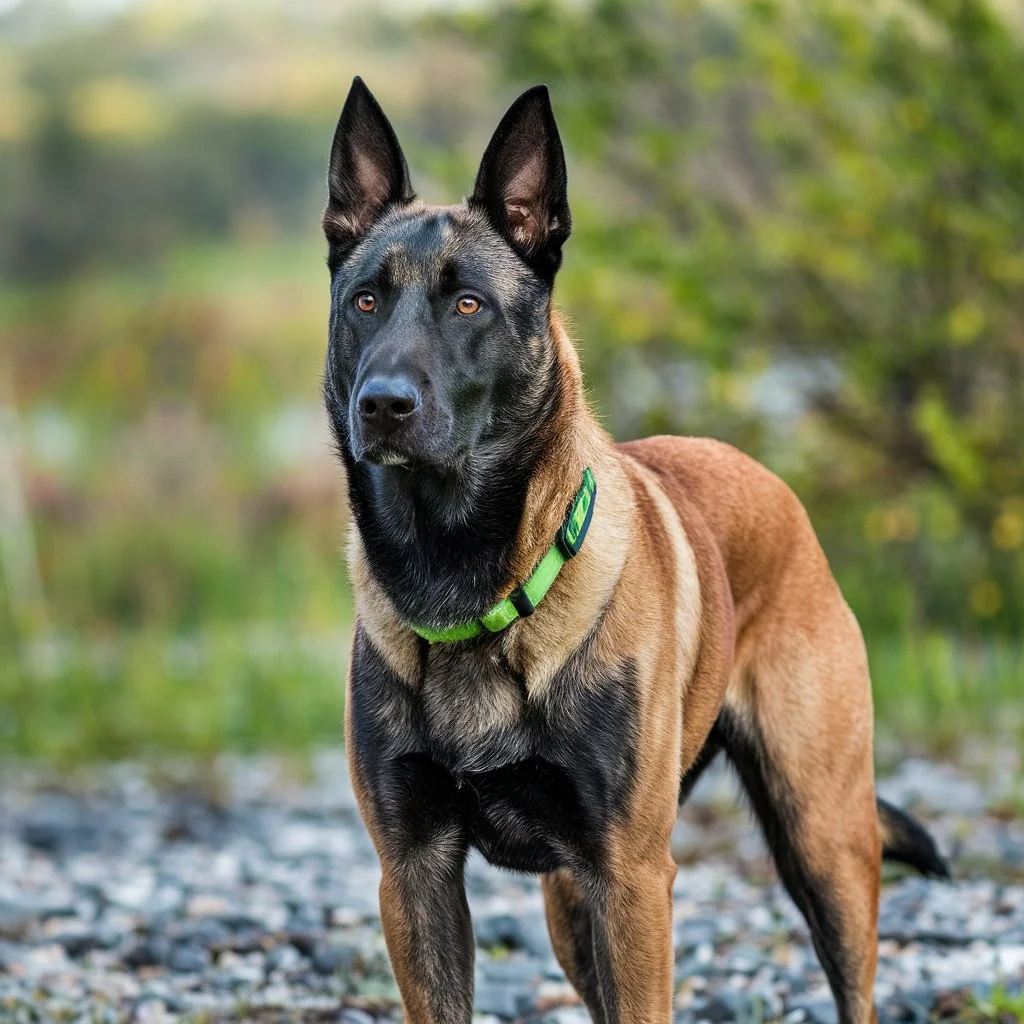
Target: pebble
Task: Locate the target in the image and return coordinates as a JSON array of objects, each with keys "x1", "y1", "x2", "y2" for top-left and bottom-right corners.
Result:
[{"x1": 0, "y1": 750, "x2": 1021, "y2": 1020}]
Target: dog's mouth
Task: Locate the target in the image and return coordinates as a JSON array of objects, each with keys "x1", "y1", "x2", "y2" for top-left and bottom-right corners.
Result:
[
  {"x1": 349, "y1": 404, "x2": 465, "y2": 471},
  {"x1": 361, "y1": 445, "x2": 414, "y2": 468},
  {"x1": 355, "y1": 438, "x2": 475, "y2": 475}
]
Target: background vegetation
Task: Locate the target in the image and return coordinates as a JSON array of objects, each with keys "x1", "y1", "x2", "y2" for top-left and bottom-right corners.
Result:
[{"x1": 1, "y1": 0, "x2": 1021, "y2": 765}]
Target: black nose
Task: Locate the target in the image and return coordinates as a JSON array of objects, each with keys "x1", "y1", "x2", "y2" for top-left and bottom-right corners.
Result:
[{"x1": 356, "y1": 376, "x2": 421, "y2": 425}]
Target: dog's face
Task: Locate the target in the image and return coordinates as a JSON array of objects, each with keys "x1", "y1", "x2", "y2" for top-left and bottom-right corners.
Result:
[{"x1": 322, "y1": 79, "x2": 571, "y2": 470}]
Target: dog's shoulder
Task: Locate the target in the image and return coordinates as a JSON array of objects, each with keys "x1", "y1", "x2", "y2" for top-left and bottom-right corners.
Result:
[{"x1": 620, "y1": 434, "x2": 835, "y2": 628}]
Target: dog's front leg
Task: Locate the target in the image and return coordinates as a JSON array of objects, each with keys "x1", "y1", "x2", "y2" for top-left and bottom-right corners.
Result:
[
  {"x1": 357, "y1": 752, "x2": 474, "y2": 1023},
  {"x1": 377, "y1": 830, "x2": 474, "y2": 1024},
  {"x1": 348, "y1": 638, "x2": 476, "y2": 1023},
  {"x1": 546, "y1": 849, "x2": 677, "y2": 1024}
]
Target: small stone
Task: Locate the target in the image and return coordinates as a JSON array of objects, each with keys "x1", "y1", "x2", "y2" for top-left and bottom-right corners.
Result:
[
  {"x1": 172, "y1": 916, "x2": 230, "y2": 949},
  {"x1": 124, "y1": 936, "x2": 171, "y2": 969},
  {"x1": 132, "y1": 997, "x2": 171, "y2": 1024},
  {"x1": 0, "y1": 941, "x2": 27, "y2": 972},
  {"x1": 479, "y1": 956, "x2": 542, "y2": 985},
  {"x1": 691, "y1": 994, "x2": 735, "y2": 1023},
  {"x1": 340, "y1": 1011, "x2": 376, "y2": 1024},
  {"x1": 791, "y1": 998, "x2": 839, "y2": 1024},
  {"x1": 311, "y1": 941, "x2": 357, "y2": 975},
  {"x1": 724, "y1": 944, "x2": 761, "y2": 974},
  {"x1": 475, "y1": 913, "x2": 523, "y2": 950},
  {"x1": 186, "y1": 894, "x2": 230, "y2": 918},
  {"x1": 0, "y1": 901, "x2": 34, "y2": 939},
  {"x1": 166, "y1": 944, "x2": 210, "y2": 973},
  {"x1": 475, "y1": 981, "x2": 534, "y2": 1018},
  {"x1": 266, "y1": 943, "x2": 304, "y2": 974}
]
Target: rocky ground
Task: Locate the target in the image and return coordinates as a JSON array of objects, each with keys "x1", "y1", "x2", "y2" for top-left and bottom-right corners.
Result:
[{"x1": 2, "y1": 748, "x2": 1023, "y2": 1024}]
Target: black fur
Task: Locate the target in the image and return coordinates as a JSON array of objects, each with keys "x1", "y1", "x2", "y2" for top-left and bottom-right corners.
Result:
[
  {"x1": 348, "y1": 624, "x2": 634, "y2": 1021},
  {"x1": 348, "y1": 627, "x2": 639, "y2": 876},
  {"x1": 470, "y1": 84, "x2": 572, "y2": 283},
  {"x1": 324, "y1": 76, "x2": 415, "y2": 269},
  {"x1": 877, "y1": 797, "x2": 951, "y2": 879}
]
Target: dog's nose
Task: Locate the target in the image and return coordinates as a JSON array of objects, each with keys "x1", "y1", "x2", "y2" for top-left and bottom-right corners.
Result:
[{"x1": 356, "y1": 376, "x2": 421, "y2": 426}]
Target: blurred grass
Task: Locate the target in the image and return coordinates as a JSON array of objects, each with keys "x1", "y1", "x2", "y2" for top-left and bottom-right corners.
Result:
[
  {"x1": 869, "y1": 634, "x2": 1024, "y2": 757},
  {"x1": 3, "y1": 627, "x2": 350, "y2": 767}
]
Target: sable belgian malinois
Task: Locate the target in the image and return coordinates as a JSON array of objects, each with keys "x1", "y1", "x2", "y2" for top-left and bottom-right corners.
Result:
[{"x1": 322, "y1": 78, "x2": 949, "y2": 1024}]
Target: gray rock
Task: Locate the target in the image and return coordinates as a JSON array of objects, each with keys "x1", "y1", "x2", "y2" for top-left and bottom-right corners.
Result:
[
  {"x1": 0, "y1": 901, "x2": 34, "y2": 939},
  {"x1": 124, "y1": 936, "x2": 171, "y2": 968},
  {"x1": 2, "y1": 752, "x2": 1023, "y2": 1021},
  {"x1": 475, "y1": 913, "x2": 524, "y2": 950},
  {"x1": 474, "y1": 980, "x2": 534, "y2": 1018},
  {"x1": 691, "y1": 994, "x2": 739, "y2": 1023},
  {"x1": 675, "y1": 919, "x2": 717, "y2": 952},
  {"x1": 311, "y1": 940, "x2": 358, "y2": 975},
  {"x1": 166, "y1": 943, "x2": 210, "y2": 973},
  {"x1": 340, "y1": 1011, "x2": 376, "y2": 1024},
  {"x1": 0, "y1": 941, "x2": 26, "y2": 971},
  {"x1": 266, "y1": 943, "x2": 304, "y2": 974},
  {"x1": 171, "y1": 916, "x2": 230, "y2": 949},
  {"x1": 478, "y1": 956, "x2": 542, "y2": 985},
  {"x1": 789, "y1": 998, "x2": 839, "y2": 1024}
]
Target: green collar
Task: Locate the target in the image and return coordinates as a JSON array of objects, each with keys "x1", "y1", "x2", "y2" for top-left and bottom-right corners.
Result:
[{"x1": 410, "y1": 467, "x2": 597, "y2": 644}]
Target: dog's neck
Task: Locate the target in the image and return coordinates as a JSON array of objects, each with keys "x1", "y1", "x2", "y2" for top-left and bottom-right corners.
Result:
[{"x1": 345, "y1": 313, "x2": 598, "y2": 632}]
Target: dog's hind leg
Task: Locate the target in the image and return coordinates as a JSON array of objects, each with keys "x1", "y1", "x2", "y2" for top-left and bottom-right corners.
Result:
[{"x1": 718, "y1": 627, "x2": 882, "y2": 1024}]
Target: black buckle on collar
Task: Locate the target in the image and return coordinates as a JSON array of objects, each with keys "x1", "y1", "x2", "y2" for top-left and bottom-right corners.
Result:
[{"x1": 508, "y1": 586, "x2": 536, "y2": 618}]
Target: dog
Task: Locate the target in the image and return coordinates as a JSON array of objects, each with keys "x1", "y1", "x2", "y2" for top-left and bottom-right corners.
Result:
[{"x1": 321, "y1": 77, "x2": 949, "y2": 1024}]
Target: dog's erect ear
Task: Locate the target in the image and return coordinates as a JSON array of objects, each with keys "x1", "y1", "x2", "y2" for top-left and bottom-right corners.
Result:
[
  {"x1": 470, "y1": 85, "x2": 571, "y2": 283},
  {"x1": 324, "y1": 77, "x2": 415, "y2": 265}
]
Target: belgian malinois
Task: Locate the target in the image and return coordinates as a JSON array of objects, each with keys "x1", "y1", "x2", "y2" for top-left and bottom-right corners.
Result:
[{"x1": 322, "y1": 77, "x2": 949, "y2": 1024}]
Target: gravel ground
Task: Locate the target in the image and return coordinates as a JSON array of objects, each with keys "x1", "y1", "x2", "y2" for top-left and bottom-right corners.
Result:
[{"x1": 2, "y1": 748, "x2": 1023, "y2": 1024}]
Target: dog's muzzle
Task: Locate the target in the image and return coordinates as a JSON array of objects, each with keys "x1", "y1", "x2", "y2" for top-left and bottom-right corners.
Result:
[{"x1": 351, "y1": 374, "x2": 423, "y2": 464}]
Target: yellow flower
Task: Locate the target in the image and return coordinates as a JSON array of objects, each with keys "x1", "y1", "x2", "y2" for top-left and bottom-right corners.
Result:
[
  {"x1": 992, "y1": 512, "x2": 1024, "y2": 551},
  {"x1": 970, "y1": 581, "x2": 1003, "y2": 618}
]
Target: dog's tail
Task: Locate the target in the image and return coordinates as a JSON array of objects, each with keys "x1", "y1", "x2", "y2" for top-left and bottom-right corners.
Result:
[{"x1": 877, "y1": 797, "x2": 951, "y2": 879}]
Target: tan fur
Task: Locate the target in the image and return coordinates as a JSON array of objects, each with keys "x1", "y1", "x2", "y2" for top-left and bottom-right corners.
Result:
[{"x1": 351, "y1": 312, "x2": 883, "y2": 1024}]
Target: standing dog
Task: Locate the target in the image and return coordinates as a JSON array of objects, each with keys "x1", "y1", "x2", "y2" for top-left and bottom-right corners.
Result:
[{"x1": 322, "y1": 78, "x2": 948, "y2": 1024}]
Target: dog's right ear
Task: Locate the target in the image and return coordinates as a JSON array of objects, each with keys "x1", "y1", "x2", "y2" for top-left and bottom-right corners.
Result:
[{"x1": 323, "y1": 77, "x2": 415, "y2": 267}]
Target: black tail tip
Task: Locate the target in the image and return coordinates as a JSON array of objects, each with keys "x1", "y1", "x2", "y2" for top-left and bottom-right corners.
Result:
[{"x1": 877, "y1": 796, "x2": 952, "y2": 880}]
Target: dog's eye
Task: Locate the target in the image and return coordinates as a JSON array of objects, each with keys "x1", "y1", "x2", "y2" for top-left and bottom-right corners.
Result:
[
  {"x1": 456, "y1": 296, "x2": 481, "y2": 316},
  {"x1": 355, "y1": 292, "x2": 376, "y2": 313}
]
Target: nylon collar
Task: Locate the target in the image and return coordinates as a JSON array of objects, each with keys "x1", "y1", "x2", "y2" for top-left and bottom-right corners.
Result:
[{"x1": 409, "y1": 468, "x2": 597, "y2": 644}]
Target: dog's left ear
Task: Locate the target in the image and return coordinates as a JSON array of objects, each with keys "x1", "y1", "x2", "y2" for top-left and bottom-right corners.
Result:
[{"x1": 470, "y1": 85, "x2": 571, "y2": 283}]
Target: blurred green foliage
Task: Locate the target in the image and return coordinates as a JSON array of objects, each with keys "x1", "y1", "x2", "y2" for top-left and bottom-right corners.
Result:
[{"x1": 1, "y1": 0, "x2": 1021, "y2": 762}]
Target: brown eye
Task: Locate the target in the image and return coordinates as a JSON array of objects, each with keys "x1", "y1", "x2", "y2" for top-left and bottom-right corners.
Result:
[
  {"x1": 456, "y1": 295, "x2": 481, "y2": 316},
  {"x1": 355, "y1": 292, "x2": 376, "y2": 313}
]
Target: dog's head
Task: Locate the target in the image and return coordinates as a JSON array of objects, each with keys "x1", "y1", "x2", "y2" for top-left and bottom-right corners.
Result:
[{"x1": 322, "y1": 77, "x2": 570, "y2": 471}]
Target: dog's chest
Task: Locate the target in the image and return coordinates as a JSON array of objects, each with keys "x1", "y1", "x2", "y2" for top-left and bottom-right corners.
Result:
[
  {"x1": 417, "y1": 653, "x2": 533, "y2": 775},
  {"x1": 411, "y1": 651, "x2": 639, "y2": 873},
  {"x1": 352, "y1": 631, "x2": 641, "y2": 874}
]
